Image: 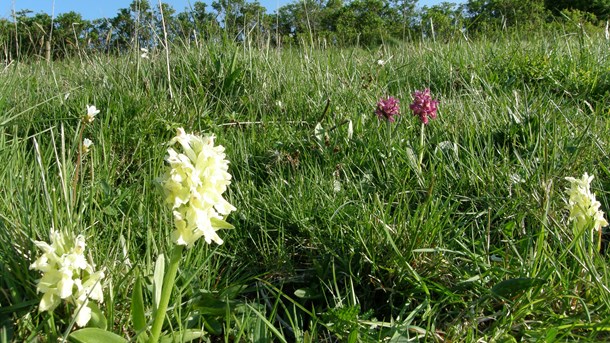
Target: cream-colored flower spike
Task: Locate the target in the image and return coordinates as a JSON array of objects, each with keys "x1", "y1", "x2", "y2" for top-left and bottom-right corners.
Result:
[
  {"x1": 565, "y1": 173, "x2": 608, "y2": 233},
  {"x1": 30, "y1": 230, "x2": 104, "y2": 327},
  {"x1": 160, "y1": 128, "x2": 236, "y2": 248}
]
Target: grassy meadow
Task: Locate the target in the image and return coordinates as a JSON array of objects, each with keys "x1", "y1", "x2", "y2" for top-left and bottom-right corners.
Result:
[{"x1": 1, "y1": 27, "x2": 610, "y2": 342}]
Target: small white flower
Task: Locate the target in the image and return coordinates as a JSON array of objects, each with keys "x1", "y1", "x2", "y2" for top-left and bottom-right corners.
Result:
[
  {"x1": 377, "y1": 59, "x2": 386, "y2": 66},
  {"x1": 314, "y1": 122, "x2": 325, "y2": 146},
  {"x1": 140, "y1": 47, "x2": 149, "y2": 59},
  {"x1": 82, "y1": 138, "x2": 93, "y2": 154},
  {"x1": 84, "y1": 105, "x2": 99, "y2": 124},
  {"x1": 333, "y1": 179, "x2": 342, "y2": 193}
]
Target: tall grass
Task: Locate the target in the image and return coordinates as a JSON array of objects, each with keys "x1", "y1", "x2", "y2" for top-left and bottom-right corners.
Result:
[{"x1": 1, "y1": 26, "x2": 610, "y2": 342}]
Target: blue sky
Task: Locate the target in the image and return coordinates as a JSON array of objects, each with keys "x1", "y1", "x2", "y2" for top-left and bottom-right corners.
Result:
[{"x1": 2, "y1": 0, "x2": 464, "y2": 20}]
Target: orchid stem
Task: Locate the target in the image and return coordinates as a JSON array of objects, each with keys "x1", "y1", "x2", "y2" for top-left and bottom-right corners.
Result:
[
  {"x1": 418, "y1": 122, "x2": 425, "y2": 174},
  {"x1": 149, "y1": 244, "x2": 184, "y2": 343}
]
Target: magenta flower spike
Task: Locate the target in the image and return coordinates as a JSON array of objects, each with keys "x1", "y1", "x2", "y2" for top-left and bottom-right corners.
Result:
[
  {"x1": 410, "y1": 89, "x2": 439, "y2": 125},
  {"x1": 375, "y1": 96, "x2": 401, "y2": 123}
]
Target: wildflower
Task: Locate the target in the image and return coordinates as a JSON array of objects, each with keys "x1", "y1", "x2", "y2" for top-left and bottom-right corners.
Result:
[
  {"x1": 410, "y1": 89, "x2": 439, "y2": 125},
  {"x1": 565, "y1": 173, "x2": 608, "y2": 233},
  {"x1": 82, "y1": 138, "x2": 93, "y2": 154},
  {"x1": 375, "y1": 96, "x2": 401, "y2": 122},
  {"x1": 30, "y1": 230, "x2": 104, "y2": 327},
  {"x1": 159, "y1": 128, "x2": 236, "y2": 247},
  {"x1": 140, "y1": 48, "x2": 149, "y2": 59},
  {"x1": 377, "y1": 59, "x2": 386, "y2": 66},
  {"x1": 346, "y1": 120, "x2": 353, "y2": 140},
  {"x1": 83, "y1": 105, "x2": 99, "y2": 124}
]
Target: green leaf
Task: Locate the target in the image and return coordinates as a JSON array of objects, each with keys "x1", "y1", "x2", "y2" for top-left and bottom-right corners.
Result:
[
  {"x1": 210, "y1": 217, "x2": 234, "y2": 230},
  {"x1": 159, "y1": 329, "x2": 206, "y2": 343},
  {"x1": 193, "y1": 292, "x2": 231, "y2": 316},
  {"x1": 245, "y1": 304, "x2": 288, "y2": 343},
  {"x1": 496, "y1": 334, "x2": 518, "y2": 343},
  {"x1": 131, "y1": 275, "x2": 148, "y2": 340},
  {"x1": 347, "y1": 329, "x2": 359, "y2": 343},
  {"x1": 294, "y1": 287, "x2": 321, "y2": 300},
  {"x1": 87, "y1": 302, "x2": 107, "y2": 330},
  {"x1": 100, "y1": 180, "x2": 113, "y2": 196},
  {"x1": 491, "y1": 277, "x2": 546, "y2": 299},
  {"x1": 68, "y1": 328, "x2": 127, "y2": 343},
  {"x1": 220, "y1": 284, "x2": 247, "y2": 299},
  {"x1": 202, "y1": 316, "x2": 223, "y2": 335},
  {"x1": 153, "y1": 254, "x2": 165, "y2": 312},
  {"x1": 102, "y1": 206, "x2": 118, "y2": 217},
  {"x1": 545, "y1": 328, "x2": 558, "y2": 342}
]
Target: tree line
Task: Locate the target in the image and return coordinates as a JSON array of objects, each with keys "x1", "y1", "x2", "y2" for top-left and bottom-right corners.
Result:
[{"x1": 1, "y1": 0, "x2": 609, "y2": 61}]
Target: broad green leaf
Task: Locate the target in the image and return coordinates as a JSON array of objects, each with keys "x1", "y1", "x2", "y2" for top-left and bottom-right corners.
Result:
[
  {"x1": 496, "y1": 334, "x2": 518, "y2": 343},
  {"x1": 193, "y1": 292, "x2": 231, "y2": 316},
  {"x1": 202, "y1": 316, "x2": 223, "y2": 335},
  {"x1": 87, "y1": 302, "x2": 107, "y2": 330},
  {"x1": 491, "y1": 278, "x2": 546, "y2": 299},
  {"x1": 220, "y1": 284, "x2": 247, "y2": 299},
  {"x1": 294, "y1": 288, "x2": 321, "y2": 300},
  {"x1": 131, "y1": 275, "x2": 147, "y2": 336},
  {"x1": 159, "y1": 329, "x2": 206, "y2": 343},
  {"x1": 68, "y1": 328, "x2": 127, "y2": 343},
  {"x1": 246, "y1": 304, "x2": 288, "y2": 343},
  {"x1": 347, "y1": 329, "x2": 359, "y2": 343},
  {"x1": 100, "y1": 180, "x2": 113, "y2": 196},
  {"x1": 210, "y1": 217, "x2": 234, "y2": 230},
  {"x1": 153, "y1": 254, "x2": 165, "y2": 312},
  {"x1": 459, "y1": 275, "x2": 482, "y2": 284},
  {"x1": 545, "y1": 328, "x2": 558, "y2": 342}
]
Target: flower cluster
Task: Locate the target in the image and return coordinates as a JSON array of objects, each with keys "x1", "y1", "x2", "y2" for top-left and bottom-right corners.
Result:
[
  {"x1": 29, "y1": 230, "x2": 104, "y2": 327},
  {"x1": 375, "y1": 96, "x2": 401, "y2": 122},
  {"x1": 409, "y1": 89, "x2": 439, "y2": 125},
  {"x1": 565, "y1": 173, "x2": 608, "y2": 234},
  {"x1": 160, "y1": 128, "x2": 236, "y2": 247}
]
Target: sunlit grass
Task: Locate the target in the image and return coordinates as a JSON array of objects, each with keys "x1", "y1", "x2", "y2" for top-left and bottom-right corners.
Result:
[{"x1": 1, "y1": 27, "x2": 610, "y2": 341}]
